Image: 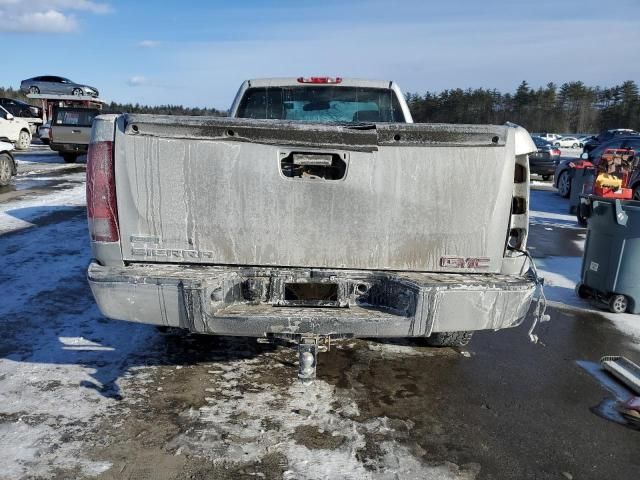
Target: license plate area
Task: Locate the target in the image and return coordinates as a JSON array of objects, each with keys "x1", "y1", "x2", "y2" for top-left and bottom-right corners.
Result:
[
  {"x1": 283, "y1": 282, "x2": 339, "y2": 307},
  {"x1": 272, "y1": 277, "x2": 346, "y2": 308}
]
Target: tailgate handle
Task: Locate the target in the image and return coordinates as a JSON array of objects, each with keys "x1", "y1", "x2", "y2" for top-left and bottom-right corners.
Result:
[
  {"x1": 72, "y1": 129, "x2": 81, "y2": 133},
  {"x1": 280, "y1": 151, "x2": 347, "y2": 180}
]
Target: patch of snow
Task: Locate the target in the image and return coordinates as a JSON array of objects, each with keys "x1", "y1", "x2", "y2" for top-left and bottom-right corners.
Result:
[
  {"x1": 0, "y1": 421, "x2": 111, "y2": 479},
  {"x1": 0, "y1": 183, "x2": 85, "y2": 234},
  {"x1": 367, "y1": 342, "x2": 434, "y2": 356},
  {"x1": 0, "y1": 208, "x2": 156, "y2": 478},
  {"x1": 170, "y1": 353, "x2": 477, "y2": 479},
  {"x1": 536, "y1": 256, "x2": 640, "y2": 347}
]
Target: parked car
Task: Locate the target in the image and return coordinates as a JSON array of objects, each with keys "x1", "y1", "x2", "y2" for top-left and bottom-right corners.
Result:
[
  {"x1": 554, "y1": 135, "x2": 640, "y2": 198},
  {"x1": 553, "y1": 136, "x2": 581, "y2": 148},
  {"x1": 578, "y1": 135, "x2": 594, "y2": 148},
  {"x1": 0, "y1": 141, "x2": 17, "y2": 186},
  {"x1": 0, "y1": 98, "x2": 41, "y2": 118},
  {"x1": 0, "y1": 98, "x2": 43, "y2": 134},
  {"x1": 50, "y1": 107, "x2": 100, "y2": 162},
  {"x1": 530, "y1": 136, "x2": 561, "y2": 180},
  {"x1": 37, "y1": 121, "x2": 51, "y2": 145},
  {"x1": 538, "y1": 133, "x2": 563, "y2": 143},
  {"x1": 583, "y1": 129, "x2": 639, "y2": 153},
  {"x1": 20, "y1": 76, "x2": 99, "y2": 97},
  {"x1": 0, "y1": 106, "x2": 32, "y2": 150}
]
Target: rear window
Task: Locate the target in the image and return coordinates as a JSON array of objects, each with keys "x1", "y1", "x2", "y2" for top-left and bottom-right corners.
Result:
[
  {"x1": 53, "y1": 109, "x2": 99, "y2": 127},
  {"x1": 236, "y1": 86, "x2": 406, "y2": 123}
]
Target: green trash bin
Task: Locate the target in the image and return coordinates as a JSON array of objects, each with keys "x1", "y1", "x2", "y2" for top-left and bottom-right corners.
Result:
[
  {"x1": 569, "y1": 167, "x2": 595, "y2": 217},
  {"x1": 577, "y1": 197, "x2": 640, "y2": 314}
]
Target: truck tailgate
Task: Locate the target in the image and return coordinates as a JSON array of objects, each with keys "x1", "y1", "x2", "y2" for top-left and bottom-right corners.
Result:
[{"x1": 114, "y1": 115, "x2": 517, "y2": 273}]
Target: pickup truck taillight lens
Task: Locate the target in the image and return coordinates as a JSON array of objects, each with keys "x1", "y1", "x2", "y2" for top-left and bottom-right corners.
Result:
[{"x1": 86, "y1": 141, "x2": 119, "y2": 242}]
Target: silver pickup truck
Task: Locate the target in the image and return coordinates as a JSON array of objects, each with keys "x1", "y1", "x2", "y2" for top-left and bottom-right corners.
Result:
[{"x1": 87, "y1": 77, "x2": 541, "y2": 378}]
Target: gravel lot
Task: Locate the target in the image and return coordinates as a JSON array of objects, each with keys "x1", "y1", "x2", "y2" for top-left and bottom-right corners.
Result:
[{"x1": 0, "y1": 143, "x2": 638, "y2": 480}]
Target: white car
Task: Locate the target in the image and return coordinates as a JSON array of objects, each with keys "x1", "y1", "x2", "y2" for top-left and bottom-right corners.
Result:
[
  {"x1": 0, "y1": 141, "x2": 16, "y2": 186},
  {"x1": 538, "y1": 133, "x2": 563, "y2": 143},
  {"x1": 0, "y1": 106, "x2": 32, "y2": 150},
  {"x1": 553, "y1": 136, "x2": 581, "y2": 148}
]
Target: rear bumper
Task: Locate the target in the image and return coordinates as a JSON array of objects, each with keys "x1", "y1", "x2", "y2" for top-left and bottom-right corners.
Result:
[
  {"x1": 88, "y1": 262, "x2": 536, "y2": 337},
  {"x1": 530, "y1": 161, "x2": 558, "y2": 175},
  {"x1": 50, "y1": 143, "x2": 88, "y2": 154}
]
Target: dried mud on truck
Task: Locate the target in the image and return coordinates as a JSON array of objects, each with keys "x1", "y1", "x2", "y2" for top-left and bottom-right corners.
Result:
[{"x1": 86, "y1": 77, "x2": 546, "y2": 379}]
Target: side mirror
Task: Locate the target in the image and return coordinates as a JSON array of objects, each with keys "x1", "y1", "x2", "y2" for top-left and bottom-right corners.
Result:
[
  {"x1": 5, "y1": 113, "x2": 14, "y2": 121},
  {"x1": 580, "y1": 152, "x2": 589, "y2": 160}
]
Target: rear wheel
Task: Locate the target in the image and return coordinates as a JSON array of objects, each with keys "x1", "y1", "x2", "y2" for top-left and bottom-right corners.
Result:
[
  {"x1": 425, "y1": 331, "x2": 473, "y2": 347},
  {"x1": 0, "y1": 153, "x2": 13, "y2": 186},
  {"x1": 62, "y1": 153, "x2": 78, "y2": 163},
  {"x1": 572, "y1": 143, "x2": 578, "y2": 148},
  {"x1": 16, "y1": 130, "x2": 31, "y2": 150},
  {"x1": 554, "y1": 142, "x2": 561, "y2": 147},
  {"x1": 609, "y1": 294, "x2": 629, "y2": 314},
  {"x1": 575, "y1": 282, "x2": 590, "y2": 299},
  {"x1": 557, "y1": 170, "x2": 571, "y2": 198},
  {"x1": 576, "y1": 210, "x2": 588, "y2": 227},
  {"x1": 28, "y1": 86, "x2": 39, "y2": 94}
]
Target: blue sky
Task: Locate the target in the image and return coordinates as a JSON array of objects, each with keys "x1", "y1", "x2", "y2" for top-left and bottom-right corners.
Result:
[{"x1": 1, "y1": 0, "x2": 639, "y2": 109}]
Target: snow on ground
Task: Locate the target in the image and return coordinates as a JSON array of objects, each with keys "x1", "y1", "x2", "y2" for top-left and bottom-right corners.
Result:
[
  {"x1": 536, "y1": 255, "x2": 640, "y2": 347},
  {"x1": 171, "y1": 350, "x2": 477, "y2": 480},
  {"x1": 0, "y1": 172, "x2": 158, "y2": 477},
  {"x1": 0, "y1": 174, "x2": 85, "y2": 234}
]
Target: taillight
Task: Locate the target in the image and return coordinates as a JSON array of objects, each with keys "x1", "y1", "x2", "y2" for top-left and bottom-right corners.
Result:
[
  {"x1": 553, "y1": 148, "x2": 561, "y2": 156},
  {"x1": 86, "y1": 141, "x2": 119, "y2": 242},
  {"x1": 297, "y1": 77, "x2": 342, "y2": 84}
]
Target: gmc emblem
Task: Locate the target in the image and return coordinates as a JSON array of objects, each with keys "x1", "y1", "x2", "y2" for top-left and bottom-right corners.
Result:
[{"x1": 440, "y1": 256, "x2": 491, "y2": 269}]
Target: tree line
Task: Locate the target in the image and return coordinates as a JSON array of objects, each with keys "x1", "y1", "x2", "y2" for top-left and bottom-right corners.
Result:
[
  {"x1": 406, "y1": 80, "x2": 640, "y2": 134},
  {"x1": 4, "y1": 80, "x2": 639, "y2": 133}
]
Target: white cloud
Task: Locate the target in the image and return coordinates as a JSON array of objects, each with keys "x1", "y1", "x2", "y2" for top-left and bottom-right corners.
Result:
[
  {"x1": 0, "y1": 0, "x2": 110, "y2": 33},
  {"x1": 127, "y1": 76, "x2": 147, "y2": 87},
  {"x1": 0, "y1": 9, "x2": 77, "y2": 33},
  {"x1": 137, "y1": 40, "x2": 160, "y2": 48}
]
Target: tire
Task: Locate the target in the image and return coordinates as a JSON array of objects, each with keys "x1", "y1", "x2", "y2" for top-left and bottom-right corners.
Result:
[
  {"x1": 557, "y1": 170, "x2": 571, "y2": 198},
  {"x1": 575, "y1": 282, "x2": 590, "y2": 299},
  {"x1": 608, "y1": 294, "x2": 629, "y2": 314},
  {"x1": 425, "y1": 331, "x2": 473, "y2": 347},
  {"x1": 633, "y1": 186, "x2": 640, "y2": 201},
  {"x1": 0, "y1": 153, "x2": 13, "y2": 186},
  {"x1": 572, "y1": 143, "x2": 578, "y2": 148},
  {"x1": 72, "y1": 88, "x2": 83, "y2": 96},
  {"x1": 554, "y1": 142, "x2": 561, "y2": 147},
  {"x1": 29, "y1": 86, "x2": 40, "y2": 94},
  {"x1": 40, "y1": 138, "x2": 50, "y2": 146},
  {"x1": 15, "y1": 130, "x2": 31, "y2": 150},
  {"x1": 576, "y1": 210, "x2": 588, "y2": 227},
  {"x1": 62, "y1": 153, "x2": 78, "y2": 163},
  {"x1": 542, "y1": 174, "x2": 551, "y2": 181}
]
